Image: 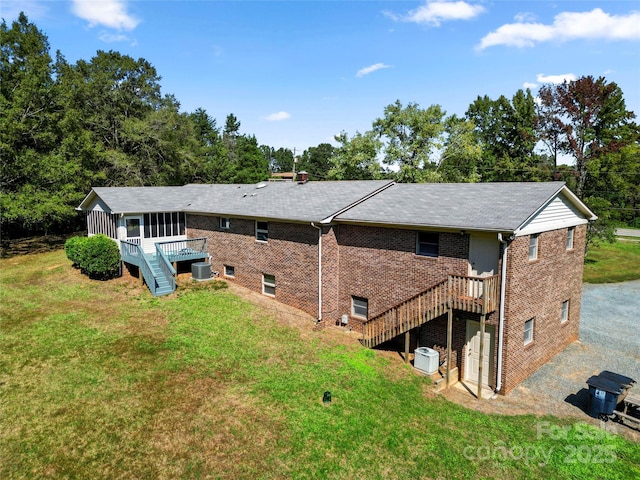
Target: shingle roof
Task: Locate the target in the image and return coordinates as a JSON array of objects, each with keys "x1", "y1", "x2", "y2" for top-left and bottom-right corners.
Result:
[
  {"x1": 183, "y1": 181, "x2": 393, "y2": 222},
  {"x1": 79, "y1": 181, "x2": 584, "y2": 232},
  {"x1": 80, "y1": 186, "x2": 194, "y2": 213},
  {"x1": 80, "y1": 181, "x2": 393, "y2": 222},
  {"x1": 334, "y1": 182, "x2": 566, "y2": 232}
]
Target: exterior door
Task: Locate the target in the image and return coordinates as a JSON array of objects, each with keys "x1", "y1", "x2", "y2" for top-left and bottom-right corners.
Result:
[
  {"x1": 468, "y1": 234, "x2": 499, "y2": 297},
  {"x1": 124, "y1": 216, "x2": 142, "y2": 244},
  {"x1": 465, "y1": 320, "x2": 495, "y2": 387}
]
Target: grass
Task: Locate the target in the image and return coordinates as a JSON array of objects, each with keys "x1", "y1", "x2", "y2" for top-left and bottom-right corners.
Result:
[
  {"x1": 1, "y1": 250, "x2": 639, "y2": 479},
  {"x1": 583, "y1": 240, "x2": 640, "y2": 283}
]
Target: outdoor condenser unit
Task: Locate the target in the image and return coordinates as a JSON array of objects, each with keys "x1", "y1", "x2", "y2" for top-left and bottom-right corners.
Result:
[
  {"x1": 414, "y1": 347, "x2": 439, "y2": 375},
  {"x1": 191, "y1": 262, "x2": 212, "y2": 280}
]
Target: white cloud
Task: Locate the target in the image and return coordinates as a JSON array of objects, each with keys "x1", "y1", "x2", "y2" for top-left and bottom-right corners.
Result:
[
  {"x1": 386, "y1": 1, "x2": 485, "y2": 26},
  {"x1": 356, "y1": 63, "x2": 391, "y2": 78},
  {"x1": 536, "y1": 73, "x2": 577, "y2": 84},
  {"x1": 265, "y1": 111, "x2": 291, "y2": 122},
  {"x1": 72, "y1": 0, "x2": 139, "y2": 30},
  {"x1": 99, "y1": 32, "x2": 130, "y2": 43},
  {"x1": 478, "y1": 8, "x2": 640, "y2": 49},
  {"x1": 523, "y1": 82, "x2": 538, "y2": 89}
]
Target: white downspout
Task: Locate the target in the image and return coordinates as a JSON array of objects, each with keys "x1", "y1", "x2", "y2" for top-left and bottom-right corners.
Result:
[
  {"x1": 311, "y1": 223, "x2": 322, "y2": 322},
  {"x1": 496, "y1": 233, "x2": 510, "y2": 393}
]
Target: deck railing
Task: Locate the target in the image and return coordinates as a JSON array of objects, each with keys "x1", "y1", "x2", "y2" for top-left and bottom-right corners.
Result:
[
  {"x1": 361, "y1": 274, "x2": 500, "y2": 348},
  {"x1": 121, "y1": 240, "x2": 159, "y2": 295},
  {"x1": 156, "y1": 237, "x2": 208, "y2": 262}
]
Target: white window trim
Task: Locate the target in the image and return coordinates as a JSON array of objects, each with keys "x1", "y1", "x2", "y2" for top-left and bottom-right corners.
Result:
[
  {"x1": 224, "y1": 265, "x2": 235, "y2": 278},
  {"x1": 528, "y1": 234, "x2": 539, "y2": 261},
  {"x1": 351, "y1": 296, "x2": 368, "y2": 319},
  {"x1": 220, "y1": 217, "x2": 230, "y2": 230},
  {"x1": 256, "y1": 221, "x2": 268, "y2": 242},
  {"x1": 524, "y1": 318, "x2": 534, "y2": 345},
  {"x1": 561, "y1": 300, "x2": 569, "y2": 323},
  {"x1": 566, "y1": 227, "x2": 574, "y2": 250},
  {"x1": 262, "y1": 273, "x2": 276, "y2": 297}
]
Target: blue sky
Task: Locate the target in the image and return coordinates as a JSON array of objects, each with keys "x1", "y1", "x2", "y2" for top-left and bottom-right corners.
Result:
[{"x1": 3, "y1": 1, "x2": 640, "y2": 152}]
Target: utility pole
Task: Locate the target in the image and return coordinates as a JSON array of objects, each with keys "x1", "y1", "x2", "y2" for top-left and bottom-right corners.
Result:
[{"x1": 292, "y1": 147, "x2": 297, "y2": 181}]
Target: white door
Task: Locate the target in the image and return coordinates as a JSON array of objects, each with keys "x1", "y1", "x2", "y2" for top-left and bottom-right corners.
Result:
[
  {"x1": 465, "y1": 320, "x2": 495, "y2": 387},
  {"x1": 124, "y1": 216, "x2": 143, "y2": 244},
  {"x1": 468, "y1": 234, "x2": 500, "y2": 297}
]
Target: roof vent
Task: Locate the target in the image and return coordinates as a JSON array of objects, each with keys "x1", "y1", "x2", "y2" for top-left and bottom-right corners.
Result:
[
  {"x1": 256, "y1": 182, "x2": 268, "y2": 189},
  {"x1": 297, "y1": 171, "x2": 309, "y2": 184}
]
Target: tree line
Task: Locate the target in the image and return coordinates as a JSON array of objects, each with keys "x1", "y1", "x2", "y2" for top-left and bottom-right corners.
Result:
[{"x1": 2, "y1": 13, "x2": 638, "y2": 240}]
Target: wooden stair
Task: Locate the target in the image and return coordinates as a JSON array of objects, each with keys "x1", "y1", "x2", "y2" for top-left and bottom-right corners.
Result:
[{"x1": 360, "y1": 274, "x2": 499, "y2": 348}]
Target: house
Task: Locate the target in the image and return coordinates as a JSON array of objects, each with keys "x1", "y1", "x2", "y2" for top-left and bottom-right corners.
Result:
[{"x1": 78, "y1": 181, "x2": 596, "y2": 395}]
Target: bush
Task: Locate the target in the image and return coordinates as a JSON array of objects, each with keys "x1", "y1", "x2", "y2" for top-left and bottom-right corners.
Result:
[
  {"x1": 65, "y1": 235, "x2": 120, "y2": 279},
  {"x1": 64, "y1": 236, "x2": 88, "y2": 268}
]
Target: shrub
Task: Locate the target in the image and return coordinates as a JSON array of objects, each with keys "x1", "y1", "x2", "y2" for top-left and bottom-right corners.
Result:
[
  {"x1": 64, "y1": 236, "x2": 88, "y2": 268},
  {"x1": 81, "y1": 235, "x2": 121, "y2": 279},
  {"x1": 65, "y1": 235, "x2": 120, "y2": 279}
]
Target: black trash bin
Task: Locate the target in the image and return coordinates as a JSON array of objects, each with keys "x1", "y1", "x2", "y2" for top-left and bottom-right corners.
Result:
[
  {"x1": 599, "y1": 370, "x2": 636, "y2": 391},
  {"x1": 586, "y1": 375, "x2": 625, "y2": 419}
]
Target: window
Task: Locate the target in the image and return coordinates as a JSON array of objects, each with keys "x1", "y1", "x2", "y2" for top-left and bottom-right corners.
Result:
[
  {"x1": 262, "y1": 274, "x2": 276, "y2": 296},
  {"x1": 220, "y1": 217, "x2": 230, "y2": 230},
  {"x1": 256, "y1": 221, "x2": 269, "y2": 242},
  {"x1": 524, "y1": 318, "x2": 534, "y2": 345},
  {"x1": 566, "y1": 227, "x2": 575, "y2": 250},
  {"x1": 528, "y1": 234, "x2": 539, "y2": 261},
  {"x1": 351, "y1": 296, "x2": 368, "y2": 319},
  {"x1": 561, "y1": 300, "x2": 569, "y2": 323},
  {"x1": 224, "y1": 265, "x2": 235, "y2": 278},
  {"x1": 126, "y1": 218, "x2": 140, "y2": 238},
  {"x1": 143, "y1": 212, "x2": 185, "y2": 238},
  {"x1": 416, "y1": 231, "x2": 439, "y2": 257}
]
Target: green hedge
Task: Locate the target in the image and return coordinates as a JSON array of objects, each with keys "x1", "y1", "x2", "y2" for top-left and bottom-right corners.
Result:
[{"x1": 64, "y1": 235, "x2": 120, "y2": 279}]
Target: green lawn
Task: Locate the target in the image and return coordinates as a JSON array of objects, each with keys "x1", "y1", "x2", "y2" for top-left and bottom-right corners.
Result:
[
  {"x1": 1, "y1": 250, "x2": 638, "y2": 479},
  {"x1": 584, "y1": 240, "x2": 640, "y2": 283}
]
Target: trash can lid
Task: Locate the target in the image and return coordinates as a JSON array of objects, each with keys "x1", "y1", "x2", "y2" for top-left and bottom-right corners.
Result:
[
  {"x1": 599, "y1": 370, "x2": 636, "y2": 388},
  {"x1": 586, "y1": 375, "x2": 624, "y2": 394}
]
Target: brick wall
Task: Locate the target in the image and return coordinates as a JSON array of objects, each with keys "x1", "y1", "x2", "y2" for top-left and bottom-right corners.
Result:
[
  {"x1": 321, "y1": 226, "x2": 340, "y2": 321},
  {"x1": 187, "y1": 215, "x2": 320, "y2": 318},
  {"x1": 499, "y1": 224, "x2": 586, "y2": 394},
  {"x1": 336, "y1": 225, "x2": 469, "y2": 330}
]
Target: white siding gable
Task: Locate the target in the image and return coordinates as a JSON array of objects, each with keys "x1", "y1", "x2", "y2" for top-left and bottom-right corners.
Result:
[{"x1": 515, "y1": 191, "x2": 589, "y2": 236}]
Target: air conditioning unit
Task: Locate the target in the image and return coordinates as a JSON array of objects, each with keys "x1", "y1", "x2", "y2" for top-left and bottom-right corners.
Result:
[
  {"x1": 414, "y1": 347, "x2": 439, "y2": 375},
  {"x1": 192, "y1": 262, "x2": 212, "y2": 280}
]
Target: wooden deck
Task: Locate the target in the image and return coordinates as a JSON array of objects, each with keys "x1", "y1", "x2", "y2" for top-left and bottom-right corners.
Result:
[{"x1": 361, "y1": 274, "x2": 499, "y2": 348}]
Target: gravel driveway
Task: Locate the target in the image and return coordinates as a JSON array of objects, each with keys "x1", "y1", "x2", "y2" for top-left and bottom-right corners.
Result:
[{"x1": 445, "y1": 280, "x2": 640, "y2": 427}]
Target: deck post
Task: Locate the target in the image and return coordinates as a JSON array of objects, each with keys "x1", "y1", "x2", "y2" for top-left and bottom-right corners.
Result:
[
  {"x1": 404, "y1": 330, "x2": 410, "y2": 363},
  {"x1": 446, "y1": 307, "x2": 452, "y2": 388},
  {"x1": 478, "y1": 314, "x2": 486, "y2": 399}
]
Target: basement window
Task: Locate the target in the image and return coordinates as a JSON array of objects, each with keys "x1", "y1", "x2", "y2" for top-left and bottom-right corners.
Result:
[
  {"x1": 256, "y1": 221, "x2": 269, "y2": 242},
  {"x1": 220, "y1": 217, "x2": 230, "y2": 230},
  {"x1": 262, "y1": 274, "x2": 276, "y2": 296},
  {"x1": 224, "y1": 265, "x2": 235, "y2": 278},
  {"x1": 566, "y1": 227, "x2": 575, "y2": 250},
  {"x1": 351, "y1": 296, "x2": 368, "y2": 319},
  {"x1": 528, "y1": 234, "x2": 539, "y2": 261},
  {"x1": 524, "y1": 318, "x2": 534, "y2": 345},
  {"x1": 561, "y1": 300, "x2": 569, "y2": 323},
  {"x1": 416, "y1": 231, "x2": 439, "y2": 257}
]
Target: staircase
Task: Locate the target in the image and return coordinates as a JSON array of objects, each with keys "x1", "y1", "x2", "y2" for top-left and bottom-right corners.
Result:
[
  {"x1": 147, "y1": 255, "x2": 175, "y2": 296},
  {"x1": 360, "y1": 274, "x2": 499, "y2": 348}
]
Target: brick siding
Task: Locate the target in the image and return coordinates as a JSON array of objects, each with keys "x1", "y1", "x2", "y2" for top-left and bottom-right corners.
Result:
[
  {"x1": 336, "y1": 225, "x2": 469, "y2": 330},
  {"x1": 499, "y1": 224, "x2": 585, "y2": 394},
  {"x1": 187, "y1": 215, "x2": 320, "y2": 318}
]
